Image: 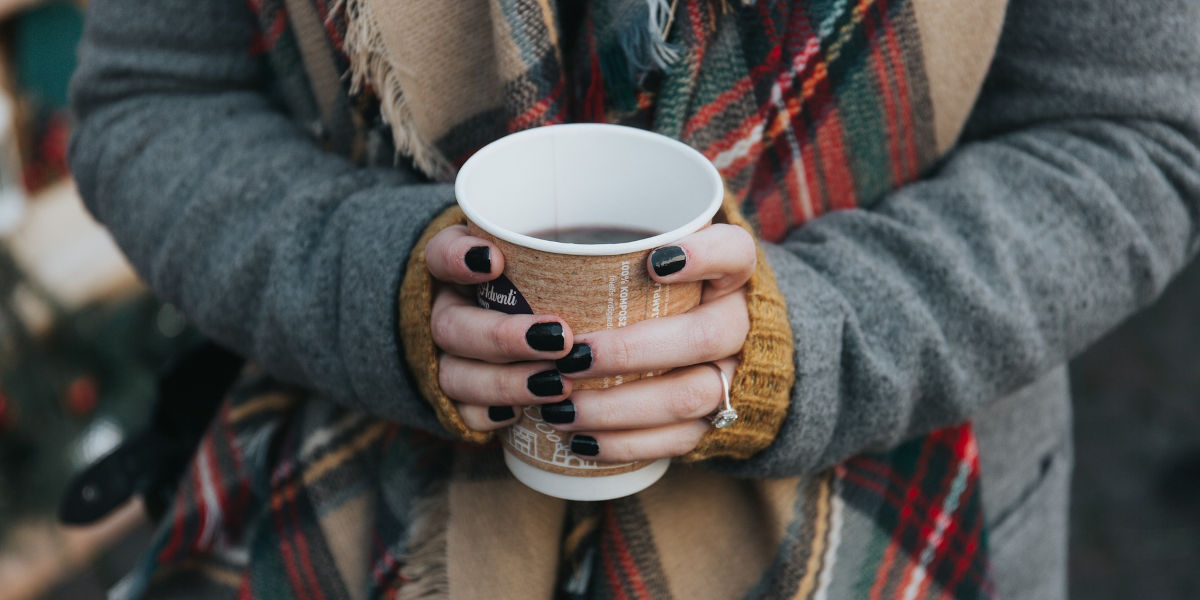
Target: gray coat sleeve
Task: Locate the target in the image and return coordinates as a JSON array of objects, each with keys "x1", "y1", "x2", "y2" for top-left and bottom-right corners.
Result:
[
  {"x1": 719, "y1": 0, "x2": 1200, "y2": 476},
  {"x1": 68, "y1": 0, "x2": 456, "y2": 431}
]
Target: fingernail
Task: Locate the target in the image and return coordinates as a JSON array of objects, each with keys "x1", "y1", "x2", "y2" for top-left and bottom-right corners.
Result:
[
  {"x1": 540, "y1": 399, "x2": 575, "y2": 424},
  {"x1": 650, "y1": 246, "x2": 686, "y2": 277},
  {"x1": 527, "y1": 370, "x2": 563, "y2": 397},
  {"x1": 555, "y1": 344, "x2": 591, "y2": 373},
  {"x1": 571, "y1": 435, "x2": 599, "y2": 456},
  {"x1": 465, "y1": 246, "x2": 491, "y2": 273},
  {"x1": 526, "y1": 322, "x2": 565, "y2": 352},
  {"x1": 488, "y1": 406, "x2": 515, "y2": 422}
]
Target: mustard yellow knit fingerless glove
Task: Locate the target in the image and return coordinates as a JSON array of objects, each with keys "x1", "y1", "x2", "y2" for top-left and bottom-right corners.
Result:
[{"x1": 398, "y1": 195, "x2": 795, "y2": 459}]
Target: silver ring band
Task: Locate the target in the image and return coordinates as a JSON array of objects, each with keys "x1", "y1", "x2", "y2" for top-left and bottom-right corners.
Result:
[{"x1": 705, "y1": 364, "x2": 738, "y2": 429}]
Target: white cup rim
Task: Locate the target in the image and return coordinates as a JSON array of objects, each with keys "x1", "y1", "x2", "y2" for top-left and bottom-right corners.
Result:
[{"x1": 455, "y1": 124, "x2": 724, "y2": 256}]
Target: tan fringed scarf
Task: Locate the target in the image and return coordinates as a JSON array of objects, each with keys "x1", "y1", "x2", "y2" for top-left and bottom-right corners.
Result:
[
  {"x1": 341, "y1": 1, "x2": 515, "y2": 180},
  {"x1": 341, "y1": 0, "x2": 1004, "y2": 187}
]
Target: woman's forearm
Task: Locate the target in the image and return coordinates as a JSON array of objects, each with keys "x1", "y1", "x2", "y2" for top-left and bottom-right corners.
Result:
[
  {"x1": 716, "y1": 0, "x2": 1200, "y2": 476},
  {"x1": 69, "y1": 0, "x2": 456, "y2": 429}
]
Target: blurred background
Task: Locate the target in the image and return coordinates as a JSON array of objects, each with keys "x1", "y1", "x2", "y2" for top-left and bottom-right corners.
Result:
[
  {"x1": 0, "y1": 2, "x2": 1196, "y2": 598},
  {"x1": 1, "y1": 1, "x2": 200, "y2": 598}
]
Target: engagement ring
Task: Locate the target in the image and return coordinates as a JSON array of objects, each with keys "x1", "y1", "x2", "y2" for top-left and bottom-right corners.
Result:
[{"x1": 706, "y1": 364, "x2": 738, "y2": 429}]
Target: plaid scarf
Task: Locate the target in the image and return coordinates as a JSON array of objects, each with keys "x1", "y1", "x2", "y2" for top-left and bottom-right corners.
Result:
[
  {"x1": 119, "y1": 0, "x2": 1009, "y2": 598},
  {"x1": 116, "y1": 376, "x2": 991, "y2": 600}
]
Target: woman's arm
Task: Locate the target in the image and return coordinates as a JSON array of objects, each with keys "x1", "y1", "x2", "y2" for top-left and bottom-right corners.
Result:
[
  {"x1": 69, "y1": 0, "x2": 455, "y2": 430},
  {"x1": 719, "y1": 0, "x2": 1200, "y2": 476}
]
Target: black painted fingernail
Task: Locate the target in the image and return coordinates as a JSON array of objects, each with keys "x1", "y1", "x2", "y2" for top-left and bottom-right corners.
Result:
[
  {"x1": 571, "y1": 435, "x2": 599, "y2": 456},
  {"x1": 650, "y1": 246, "x2": 686, "y2": 277},
  {"x1": 556, "y1": 344, "x2": 592, "y2": 373},
  {"x1": 527, "y1": 370, "x2": 563, "y2": 397},
  {"x1": 488, "y1": 406, "x2": 515, "y2": 422},
  {"x1": 526, "y1": 322, "x2": 565, "y2": 351},
  {"x1": 540, "y1": 399, "x2": 575, "y2": 424},
  {"x1": 465, "y1": 246, "x2": 491, "y2": 273}
]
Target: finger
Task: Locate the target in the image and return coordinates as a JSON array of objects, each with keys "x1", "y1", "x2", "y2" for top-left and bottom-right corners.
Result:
[
  {"x1": 647, "y1": 224, "x2": 756, "y2": 298},
  {"x1": 567, "y1": 420, "x2": 711, "y2": 463},
  {"x1": 456, "y1": 402, "x2": 522, "y2": 431},
  {"x1": 541, "y1": 359, "x2": 737, "y2": 432},
  {"x1": 432, "y1": 287, "x2": 573, "y2": 362},
  {"x1": 425, "y1": 225, "x2": 506, "y2": 284},
  {"x1": 564, "y1": 290, "x2": 748, "y2": 378},
  {"x1": 438, "y1": 353, "x2": 571, "y2": 406}
]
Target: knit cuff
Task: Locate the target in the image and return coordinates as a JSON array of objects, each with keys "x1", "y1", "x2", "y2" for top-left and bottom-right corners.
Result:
[
  {"x1": 679, "y1": 194, "x2": 796, "y2": 462},
  {"x1": 398, "y1": 205, "x2": 492, "y2": 444}
]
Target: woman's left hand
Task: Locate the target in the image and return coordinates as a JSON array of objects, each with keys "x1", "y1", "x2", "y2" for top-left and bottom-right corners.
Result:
[{"x1": 546, "y1": 223, "x2": 757, "y2": 462}]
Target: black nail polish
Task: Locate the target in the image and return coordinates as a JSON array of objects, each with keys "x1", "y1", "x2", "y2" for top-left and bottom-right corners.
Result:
[
  {"x1": 465, "y1": 246, "x2": 491, "y2": 273},
  {"x1": 650, "y1": 246, "x2": 686, "y2": 277},
  {"x1": 527, "y1": 370, "x2": 563, "y2": 397},
  {"x1": 571, "y1": 435, "x2": 599, "y2": 456},
  {"x1": 526, "y1": 322, "x2": 565, "y2": 352},
  {"x1": 540, "y1": 400, "x2": 575, "y2": 424},
  {"x1": 488, "y1": 406, "x2": 515, "y2": 422},
  {"x1": 556, "y1": 344, "x2": 592, "y2": 373}
]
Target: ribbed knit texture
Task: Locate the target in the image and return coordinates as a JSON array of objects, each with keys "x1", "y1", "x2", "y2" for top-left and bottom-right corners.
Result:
[
  {"x1": 681, "y1": 193, "x2": 795, "y2": 461},
  {"x1": 399, "y1": 195, "x2": 796, "y2": 460},
  {"x1": 399, "y1": 206, "x2": 492, "y2": 444}
]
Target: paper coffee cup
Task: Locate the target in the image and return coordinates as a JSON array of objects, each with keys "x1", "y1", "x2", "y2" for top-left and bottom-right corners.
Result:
[{"x1": 455, "y1": 124, "x2": 723, "y2": 500}]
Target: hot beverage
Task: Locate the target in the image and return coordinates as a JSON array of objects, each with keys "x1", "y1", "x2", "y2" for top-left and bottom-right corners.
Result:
[{"x1": 527, "y1": 226, "x2": 661, "y2": 244}]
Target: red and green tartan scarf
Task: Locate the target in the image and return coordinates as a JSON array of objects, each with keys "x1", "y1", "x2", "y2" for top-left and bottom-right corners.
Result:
[
  {"x1": 118, "y1": 1, "x2": 1010, "y2": 598},
  {"x1": 118, "y1": 377, "x2": 992, "y2": 600}
]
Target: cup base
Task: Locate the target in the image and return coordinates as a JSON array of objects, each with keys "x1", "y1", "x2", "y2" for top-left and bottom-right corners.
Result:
[{"x1": 503, "y1": 450, "x2": 669, "y2": 501}]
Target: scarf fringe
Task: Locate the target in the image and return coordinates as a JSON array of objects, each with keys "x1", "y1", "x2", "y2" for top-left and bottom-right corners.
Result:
[
  {"x1": 396, "y1": 483, "x2": 451, "y2": 600},
  {"x1": 642, "y1": 0, "x2": 681, "y2": 70},
  {"x1": 611, "y1": 0, "x2": 680, "y2": 76},
  {"x1": 339, "y1": 0, "x2": 457, "y2": 181}
]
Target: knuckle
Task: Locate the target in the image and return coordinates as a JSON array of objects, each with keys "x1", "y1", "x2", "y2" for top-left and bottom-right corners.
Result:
[
  {"x1": 422, "y1": 236, "x2": 442, "y2": 269},
  {"x1": 715, "y1": 224, "x2": 753, "y2": 254},
  {"x1": 666, "y1": 379, "x2": 711, "y2": 419},
  {"x1": 491, "y1": 368, "x2": 522, "y2": 404},
  {"x1": 442, "y1": 238, "x2": 466, "y2": 273},
  {"x1": 601, "y1": 334, "x2": 636, "y2": 374},
  {"x1": 457, "y1": 406, "x2": 487, "y2": 431},
  {"x1": 427, "y1": 235, "x2": 450, "y2": 272},
  {"x1": 488, "y1": 319, "x2": 522, "y2": 358},
  {"x1": 589, "y1": 395, "x2": 620, "y2": 429},
  {"x1": 667, "y1": 432, "x2": 699, "y2": 457},
  {"x1": 732, "y1": 225, "x2": 756, "y2": 255},
  {"x1": 689, "y1": 315, "x2": 726, "y2": 359},
  {"x1": 437, "y1": 359, "x2": 459, "y2": 398},
  {"x1": 731, "y1": 302, "x2": 750, "y2": 343},
  {"x1": 508, "y1": 318, "x2": 539, "y2": 356},
  {"x1": 430, "y1": 308, "x2": 457, "y2": 347},
  {"x1": 611, "y1": 437, "x2": 640, "y2": 462}
]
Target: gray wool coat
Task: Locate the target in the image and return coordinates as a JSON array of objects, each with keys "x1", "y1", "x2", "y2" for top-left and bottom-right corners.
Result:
[{"x1": 68, "y1": 0, "x2": 1200, "y2": 597}]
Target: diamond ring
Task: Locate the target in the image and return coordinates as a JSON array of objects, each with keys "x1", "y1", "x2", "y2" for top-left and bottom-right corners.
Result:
[{"x1": 705, "y1": 364, "x2": 738, "y2": 429}]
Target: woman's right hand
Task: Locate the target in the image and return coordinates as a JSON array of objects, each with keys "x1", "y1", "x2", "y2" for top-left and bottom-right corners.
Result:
[{"x1": 424, "y1": 225, "x2": 576, "y2": 430}]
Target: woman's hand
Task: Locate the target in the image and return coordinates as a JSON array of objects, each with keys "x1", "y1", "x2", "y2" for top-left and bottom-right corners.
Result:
[
  {"x1": 424, "y1": 223, "x2": 756, "y2": 462},
  {"x1": 425, "y1": 225, "x2": 576, "y2": 429}
]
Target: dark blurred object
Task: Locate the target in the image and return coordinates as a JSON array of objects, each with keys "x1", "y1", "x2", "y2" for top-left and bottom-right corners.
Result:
[
  {"x1": 1157, "y1": 450, "x2": 1200, "y2": 510},
  {"x1": 60, "y1": 341, "x2": 244, "y2": 525},
  {"x1": 0, "y1": 244, "x2": 202, "y2": 529},
  {"x1": 1069, "y1": 257, "x2": 1200, "y2": 600}
]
